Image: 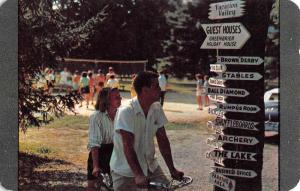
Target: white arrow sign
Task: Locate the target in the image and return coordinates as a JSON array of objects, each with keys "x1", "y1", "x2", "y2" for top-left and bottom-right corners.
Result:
[
  {"x1": 211, "y1": 166, "x2": 257, "y2": 178},
  {"x1": 209, "y1": 149, "x2": 257, "y2": 161},
  {"x1": 214, "y1": 134, "x2": 259, "y2": 145},
  {"x1": 217, "y1": 56, "x2": 264, "y2": 65},
  {"x1": 209, "y1": 77, "x2": 226, "y2": 87},
  {"x1": 206, "y1": 151, "x2": 225, "y2": 166},
  {"x1": 209, "y1": 172, "x2": 236, "y2": 191},
  {"x1": 217, "y1": 103, "x2": 260, "y2": 113},
  {"x1": 206, "y1": 86, "x2": 249, "y2": 97},
  {"x1": 210, "y1": 63, "x2": 227, "y2": 72},
  {"x1": 209, "y1": 0, "x2": 245, "y2": 20},
  {"x1": 218, "y1": 72, "x2": 262, "y2": 80},
  {"x1": 207, "y1": 120, "x2": 225, "y2": 130},
  {"x1": 214, "y1": 118, "x2": 259, "y2": 131},
  {"x1": 207, "y1": 121, "x2": 225, "y2": 134},
  {"x1": 208, "y1": 107, "x2": 226, "y2": 118},
  {"x1": 207, "y1": 138, "x2": 223, "y2": 148},
  {"x1": 208, "y1": 94, "x2": 227, "y2": 103},
  {"x1": 200, "y1": 22, "x2": 250, "y2": 49}
]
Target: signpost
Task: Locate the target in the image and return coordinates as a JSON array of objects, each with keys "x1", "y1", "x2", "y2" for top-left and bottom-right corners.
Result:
[
  {"x1": 213, "y1": 134, "x2": 259, "y2": 145},
  {"x1": 216, "y1": 103, "x2": 260, "y2": 113},
  {"x1": 211, "y1": 166, "x2": 257, "y2": 178},
  {"x1": 218, "y1": 72, "x2": 262, "y2": 81},
  {"x1": 207, "y1": 137, "x2": 223, "y2": 148},
  {"x1": 209, "y1": 0, "x2": 245, "y2": 20},
  {"x1": 201, "y1": 0, "x2": 272, "y2": 190},
  {"x1": 208, "y1": 149, "x2": 257, "y2": 161},
  {"x1": 208, "y1": 107, "x2": 226, "y2": 118},
  {"x1": 207, "y1": 121, "x2": 225, "y2": 135},
  {"x1": 206, "y1": 151, "x2": 225, "y2": 166},
  {"x1": 217, "y1": 56, "x2": 264, "y2": 65},
  {"x1": 209, "y1": 77, "x2": 227, "y2": 87},
  {"x1": 206, "y1": 86, "x2": 249, "y2": 97},
  {"x1": 208, "y1": 94, "x2": 227, "y2": 103},
  {"x1": 209, "y1": 171, "x2": 236, "y2": 191},
  {"x1": 214, "y1": 118, "x2": 259, "y2": 131},
  {"x1": 210, "y1": 63, "x2": 227, "y2": 72},
  {"x1": 200, "y1": 22, "x2": 250, "y2": 49}
]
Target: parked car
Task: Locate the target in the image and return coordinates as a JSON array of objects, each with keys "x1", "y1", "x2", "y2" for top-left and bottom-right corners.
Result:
[{"x1": 264, "y1": 88, "x2": 279, "y2": 132}]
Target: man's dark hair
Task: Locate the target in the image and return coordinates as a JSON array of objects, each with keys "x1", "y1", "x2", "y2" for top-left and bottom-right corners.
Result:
[{"x1": 133, "y1": 71, "x2": 159, "y2": 95}]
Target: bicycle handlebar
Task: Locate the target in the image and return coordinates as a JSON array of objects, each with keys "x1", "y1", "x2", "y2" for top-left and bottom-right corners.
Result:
[{"x1": 148, "y1": 176, "x2": 193, "y2": 190}]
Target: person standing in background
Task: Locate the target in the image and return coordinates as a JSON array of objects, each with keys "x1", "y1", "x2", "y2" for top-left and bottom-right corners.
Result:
[
  {"x1": 130, "y1": 74, "x2": 137, "y2": 98},
  {"x1": 106, "y1": 66, "x2": 116, "y2": 81},
  {"x1": 95, "y1": 69, "x2": 106, "y2": 98},
  {"x1": 45, "y1": 69, "x2": 55, "y2": 94},
  {"x1": 158, "y1": 70, "x2": 167, "y2": 106},
  {"x1": 88, "y1": 71, "x2": 95, "y2": 105},
  {"x1": 106, "y1": 75, "x2": 119, "y2": 89},
  {"x1": 79, "y1": 71, "x2": 90, "y2": 108},
  {"x1": 195, "y1": 73, "x2": 204, "y2": 110},
  {"x1": 72, "y1": 70, "x2": 81, "y2": 94},
  {"x1": 203, "y1": 75, "x2": 210, "y2": 107}
]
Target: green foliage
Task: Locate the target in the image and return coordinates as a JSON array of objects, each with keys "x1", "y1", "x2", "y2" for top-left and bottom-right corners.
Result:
[
  {"x1": 18, "y1": 0, "x2": 107, "y2": 132},
  {"x1": 163, "y1": 0, "x2": 210, "y2": 79},
  {"x1": 68, "y1": 0, "x2": 171, "y2": 69},
  {"x1": 265, "y1": 0, "x2": 279, "y2": 86}
]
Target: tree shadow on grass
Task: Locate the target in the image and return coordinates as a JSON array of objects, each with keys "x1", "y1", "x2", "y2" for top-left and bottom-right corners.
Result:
[{"x1": 19, "y1": 152, "x2": 86, "y2": 191}]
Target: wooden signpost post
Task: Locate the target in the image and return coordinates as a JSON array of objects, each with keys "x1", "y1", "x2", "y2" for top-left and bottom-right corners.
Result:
[{"x1": 202, "y1": 0, "x2": 272, "y2": 190}]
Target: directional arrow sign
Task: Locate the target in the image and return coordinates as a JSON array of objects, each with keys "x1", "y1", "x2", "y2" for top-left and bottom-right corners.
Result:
[
  {"x1": 211, "y1": 166, "x2": 257, "y2": 178},
  {"x1": 209, "y1": 77, "x2": 226, "y2": 87},
  {"x1": 209, "y1": 171, "x2": 236, "y2": 191},
  {"x1": 207, "y1": 120, "x2": 225, "y2": 130},
  {"x1": 206, "y1": 151, "x2": 225, "y2": 166},
  {"x1": 217, "y1": 103, "x2": 260, "y2": 113},
  {"x1": 208, "y1": 94, "x2": 227, "y2": 103},
  {"x1": 210, "y1": 64, "x2": 227, "y2": 72},
  {"x1": 214, "y1": 118, "x2": 259, "y2": 131},
  {"x1": 208, "y1": 107, "x2": 226, "y2": 118},
  {"x1": 207, "y1": 138, "x2": 223, "y2": 148},
  {"x1": 208, "y1": 149, "x2": 257, "y2": 161},
  {"x1": 207, "y1": 121, "x2": 225, "y2": 134},
  {"x1": 218, "y1": 72, "x2": 262, "y2": 80},
  {"x1": 206, "y1": 86, "x2": 249, "y2": 97},
  {"x1": 209, "y1": 0, "x2": 245, "y2": 20},
  {"x1": 217, "y1": 56, "x2": 264, "y2": 65},
  {"x1": 200, "y1": 22, "x2": 250, "y2": 49},
  {"x1": 214, "y1": 134, "x2": 259, "y2": 145}
]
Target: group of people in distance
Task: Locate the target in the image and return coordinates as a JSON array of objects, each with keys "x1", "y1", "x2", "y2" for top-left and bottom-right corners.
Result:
[
  {"x1": 86, "y1": 71, "x2": 184, "y2": 191},
  {"x1": 43, "y1": 66, "x2": 120, "y2": 108}
]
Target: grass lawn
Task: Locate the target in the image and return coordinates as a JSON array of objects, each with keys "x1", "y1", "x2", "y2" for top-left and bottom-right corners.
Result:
[{"x1": 19, "y1": 115, "x2": 210, "y2": 168}]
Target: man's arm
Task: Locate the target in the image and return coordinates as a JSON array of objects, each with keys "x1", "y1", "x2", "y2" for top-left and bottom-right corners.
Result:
[
  {"x1": 118, "y1": 129, "x2": 148, "y2": 188},
  {"x1": 156, "y1": 127, "x2": 184, "y2": 180}
]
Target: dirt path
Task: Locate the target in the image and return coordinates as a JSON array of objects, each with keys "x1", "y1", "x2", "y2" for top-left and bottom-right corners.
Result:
[{"x1": 73, "y1": 91, "x2": 213, "y2": 123}]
